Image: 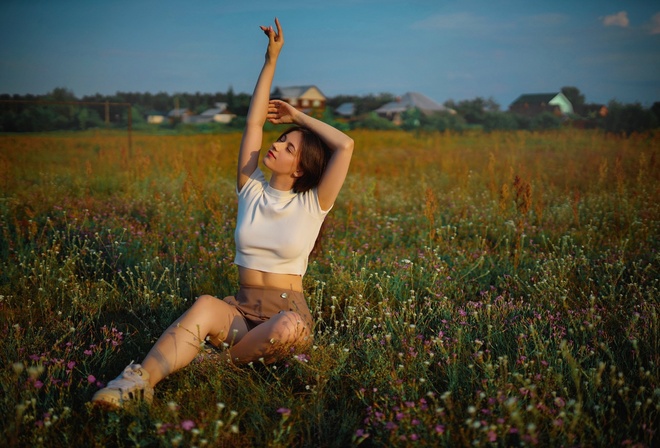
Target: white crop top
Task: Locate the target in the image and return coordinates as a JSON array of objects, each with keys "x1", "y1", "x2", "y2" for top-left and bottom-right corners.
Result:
[{"x1": 234, "y1": 167, "x2": 331, "y2": 275}]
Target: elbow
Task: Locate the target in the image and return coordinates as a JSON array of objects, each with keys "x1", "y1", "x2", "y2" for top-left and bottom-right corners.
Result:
[{"x1": 341, "y1": 137, "x2": 354, "y2": 154}]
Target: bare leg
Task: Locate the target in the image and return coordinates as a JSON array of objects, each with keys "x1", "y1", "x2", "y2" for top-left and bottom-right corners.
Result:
[
  {"x1": 141, "y1": 295, "x2": 248, "y2": 386},
  {"x1": 227, "y1": 311, "x2": 312, "y2": 364},
  {"x1": 140, "y1": 296, "x2": 312, "y2": 387}
]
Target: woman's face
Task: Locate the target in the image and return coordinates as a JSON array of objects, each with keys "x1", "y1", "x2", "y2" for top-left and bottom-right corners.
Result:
[{"x1": 264, "y1": 130, "x2": 303, "y2": 178}]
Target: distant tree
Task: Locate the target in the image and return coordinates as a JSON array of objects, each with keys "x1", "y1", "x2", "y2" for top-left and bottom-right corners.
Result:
[
  {"x1": 226, "y1": 86, "x2": 236, "y2": 112},
  {"x1": 421, "y1": 111, "x2": 466, "y2": 132},
  {"x1": 328, "y1": 93, "x2": 395, "y2": 116},
  {"x1": 354, "y1": 112, "x2": 398, "y2": 130},
  {"x1": 445, "y1": 96, "x2": 500, "y2": 125},
  {"x1": 48, "y1": 87, "x2": 77, "y2": 102},
  {"x1": 401, "y1": 108, "x2": 422, "y2": 130},
  {"x1": 531, "y1": 112, "x2": 562, "y2": 130},
  {"x1": 483, "y1": 111, "x2": 518, "y2": 132},
  {"x1": 603, "y1": 101, "x2": 658, "y2": 135},
  {"x1": 561, "y1": 86, "x2": 586, "y2": 112},
  {"x1": 320, "y1": 108, "x2": 350, "y2": 131},
  {"x1": 153, "y1": 92, "x2": 172, "y2": 112},
  {"x1": 651, "y1": 102, "x2": 660, "y2": 121},
  {"x1": 231, "y1": 92, "x2": 252, "y2": 117}
]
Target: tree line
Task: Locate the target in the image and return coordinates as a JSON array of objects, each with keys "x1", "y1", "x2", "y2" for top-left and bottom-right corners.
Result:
[{"x1": 1, "y1": 86, "x2": 658, "y2": 135}]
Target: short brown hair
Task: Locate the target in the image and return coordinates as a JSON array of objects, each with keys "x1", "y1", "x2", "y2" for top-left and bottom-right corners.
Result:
[{"x1": 281, "y1": 127, "x2": 332, "y2": 193}]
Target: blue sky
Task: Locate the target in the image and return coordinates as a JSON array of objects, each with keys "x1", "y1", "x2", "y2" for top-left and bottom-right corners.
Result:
[{"x1": 1, "y1": 0, "x2": 659, "y2": 108}]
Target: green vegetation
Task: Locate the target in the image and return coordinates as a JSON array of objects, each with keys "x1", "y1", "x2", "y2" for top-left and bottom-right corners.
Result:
[
  {"x1": 0, "y1": 129, "x2": 658, "y2": 446},
  {"x1": 2, "y1": 86, "x2": 659, "y2": 134}
]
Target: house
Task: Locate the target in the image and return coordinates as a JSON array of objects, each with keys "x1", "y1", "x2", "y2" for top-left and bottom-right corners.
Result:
[
  {"x1": 186, "y1": 103, "x2": 236, "y2": 124},
  {"x1": 167, "y1": 108, "x2": 193, "y2": 123},
  {"x1": 335, "y1": 102, "x2": 356, "y2": 118},
  {"x1": 271, "y1": 86, "x2": 326, "y2": 114},
  {"x1": 374, "y1": 92, "x2": 455, "y2": 125},
  {"x1": 509, "y1": 93, "x2": 574, "y2": 116},
  {"x1": 571, "y1": 103, "x2": 608, "y2": 129},
  {"x1": 146, "y1": 111, "x2": 166, "y2": 124}
]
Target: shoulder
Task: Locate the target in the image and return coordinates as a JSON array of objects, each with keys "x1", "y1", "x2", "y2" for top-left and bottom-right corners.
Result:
[
  {"x1": 297, "y1": 187, "x2": 333, "y2": 216},
  {"x1": 237, "y1": 167, "x2": 267, "y2": 196}
]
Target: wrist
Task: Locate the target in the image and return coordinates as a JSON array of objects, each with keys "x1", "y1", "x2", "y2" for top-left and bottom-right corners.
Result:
[{"x1": 293, "y1": 110, "x2": 307, "y2": 126}]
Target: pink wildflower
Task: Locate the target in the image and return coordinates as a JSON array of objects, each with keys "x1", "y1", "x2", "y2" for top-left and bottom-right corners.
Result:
[
  {"x1": 277, "y1": 408, "x2": 291, "y2": 417},
  {"x1": 180, "y1": 420, "x2": 195, "y2": 431}
]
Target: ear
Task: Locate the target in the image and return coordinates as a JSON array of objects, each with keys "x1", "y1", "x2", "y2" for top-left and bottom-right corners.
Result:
[{"x1": 293, "y1": 169, "x2": 304, "y2": 178}]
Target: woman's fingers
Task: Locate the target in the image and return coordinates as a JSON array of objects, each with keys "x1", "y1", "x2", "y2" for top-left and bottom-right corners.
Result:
[
  {"x1": 260, "y1": 19, "x2": 282, "y2": 41},
  {"x1": 275, "y1": 18, "x2": 282, "y2": 40}
]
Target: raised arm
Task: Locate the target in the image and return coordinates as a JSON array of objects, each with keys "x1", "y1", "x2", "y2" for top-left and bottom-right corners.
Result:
[
  {"x1": 237, "y1": 18, "x2": 284, "y2": 191},
  {"x1": 267, "y1": 100, "x2": 354, "y2": 210}
]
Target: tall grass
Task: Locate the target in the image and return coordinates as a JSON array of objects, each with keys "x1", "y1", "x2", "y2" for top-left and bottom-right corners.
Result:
[{"x1": 1, "y1": 128, "x2": 658, "y2": 446}]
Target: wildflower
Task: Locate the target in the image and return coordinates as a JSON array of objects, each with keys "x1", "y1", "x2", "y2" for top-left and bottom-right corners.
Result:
[
  {"x1": 12, "y1": 362, "x2": 24, "y2": 375},
  {"x1": 435, "y1": 424, "x2": 445, "y2": 434},
  {"x1": 355, "y1": 429, "x2": 369, "y2": 438},
  {"x1": 180, "y1": 420, "x2": 195, "y2": 431},
  {"x1": 277, "y1": 408, "x2": 291, "y2": 417}
]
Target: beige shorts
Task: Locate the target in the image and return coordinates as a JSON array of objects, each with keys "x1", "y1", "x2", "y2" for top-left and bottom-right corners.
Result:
[{"x1": 223, "y1": 285, "x2": 313, "y2": 331}]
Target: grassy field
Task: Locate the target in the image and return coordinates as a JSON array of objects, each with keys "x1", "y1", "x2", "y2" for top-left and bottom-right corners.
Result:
[{"x1": 1, "y1": 129, "x2": 658, "y2": 447}]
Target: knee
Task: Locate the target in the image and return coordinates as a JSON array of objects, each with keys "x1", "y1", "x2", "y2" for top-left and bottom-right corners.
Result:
[
  {"x1": 271, "y1": 312, "x2": 312, "y2": 343},
  {"x1": 196, "y1": 294, "x2": 215, "y2": 302},
  {"x1": 191, "y1": 294, "x2": 220, "y2": 312}
]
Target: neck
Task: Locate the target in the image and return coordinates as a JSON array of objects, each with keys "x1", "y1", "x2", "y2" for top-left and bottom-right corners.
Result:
[{"x1": 268, "y1": 173, "x2": 295, "y2": 191}]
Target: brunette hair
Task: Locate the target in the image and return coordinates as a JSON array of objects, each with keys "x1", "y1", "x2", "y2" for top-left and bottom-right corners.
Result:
[{"x1": 281, "y1": 126, "x2": 332, "y2": 193}]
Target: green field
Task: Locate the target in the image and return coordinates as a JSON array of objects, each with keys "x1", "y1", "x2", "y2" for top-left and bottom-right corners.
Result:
[{"x1": 1, "y1": 129, "x2": 658, "y2": 446}]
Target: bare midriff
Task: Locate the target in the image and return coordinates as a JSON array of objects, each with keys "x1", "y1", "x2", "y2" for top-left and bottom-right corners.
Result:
[{"x1": 238, "y1": 266, "x2": 303, "y2": 292}]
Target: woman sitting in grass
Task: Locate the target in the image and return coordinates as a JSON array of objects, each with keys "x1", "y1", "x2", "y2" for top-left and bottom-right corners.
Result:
[{"x1": 91, "y1": 18, "x2": 354, "y2": 407}]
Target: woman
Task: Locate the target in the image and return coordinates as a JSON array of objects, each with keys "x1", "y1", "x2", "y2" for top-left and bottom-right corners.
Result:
[{"x1": 91, "y1": 18, "x2": 354, "y2": 407}]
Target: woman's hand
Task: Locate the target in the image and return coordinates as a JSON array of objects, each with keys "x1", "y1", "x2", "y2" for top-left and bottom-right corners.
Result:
[
  {"x1": 267, "y1": 100, "x2": 301, "y2": 125},
  {"x1": 260, "y1": 18, "x2": 284, "y2": 62}
]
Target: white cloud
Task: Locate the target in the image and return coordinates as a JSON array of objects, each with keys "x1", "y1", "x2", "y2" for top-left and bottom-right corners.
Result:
[
  {"x1": 650, "y1": 12, "x2": 660, "y2": 35},
  {"x1": 602, "y1": 11, "x2": 629, "y2": 28}
]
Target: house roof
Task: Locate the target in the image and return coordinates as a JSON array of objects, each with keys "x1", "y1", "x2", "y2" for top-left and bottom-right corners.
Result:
[
  {"x1": 200, "y1": 102, "x2": 229, "y2": 116},
  {"x1": 375, "y1": 92, "x2": 452, "y2": 115},
  {"x1": 511, "y1": 93, "x2": 561, "y2": 105},
  {"x1": 510, "y1": 92, "x2": 574, "y2": 114},
  {"x1": 167, "y1": 108, "x2": 190, "y2": 117},
  {"x1": 271, "y1": 85, "x2": 326, "y2": 100},
  {"x1": 335, "y1": 102, "x2": 355, "y2": 117}
]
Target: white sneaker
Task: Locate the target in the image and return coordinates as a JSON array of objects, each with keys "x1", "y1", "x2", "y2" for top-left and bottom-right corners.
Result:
[{"x1": 91, "y1": 363, "x2": 154, "y2": 408}]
